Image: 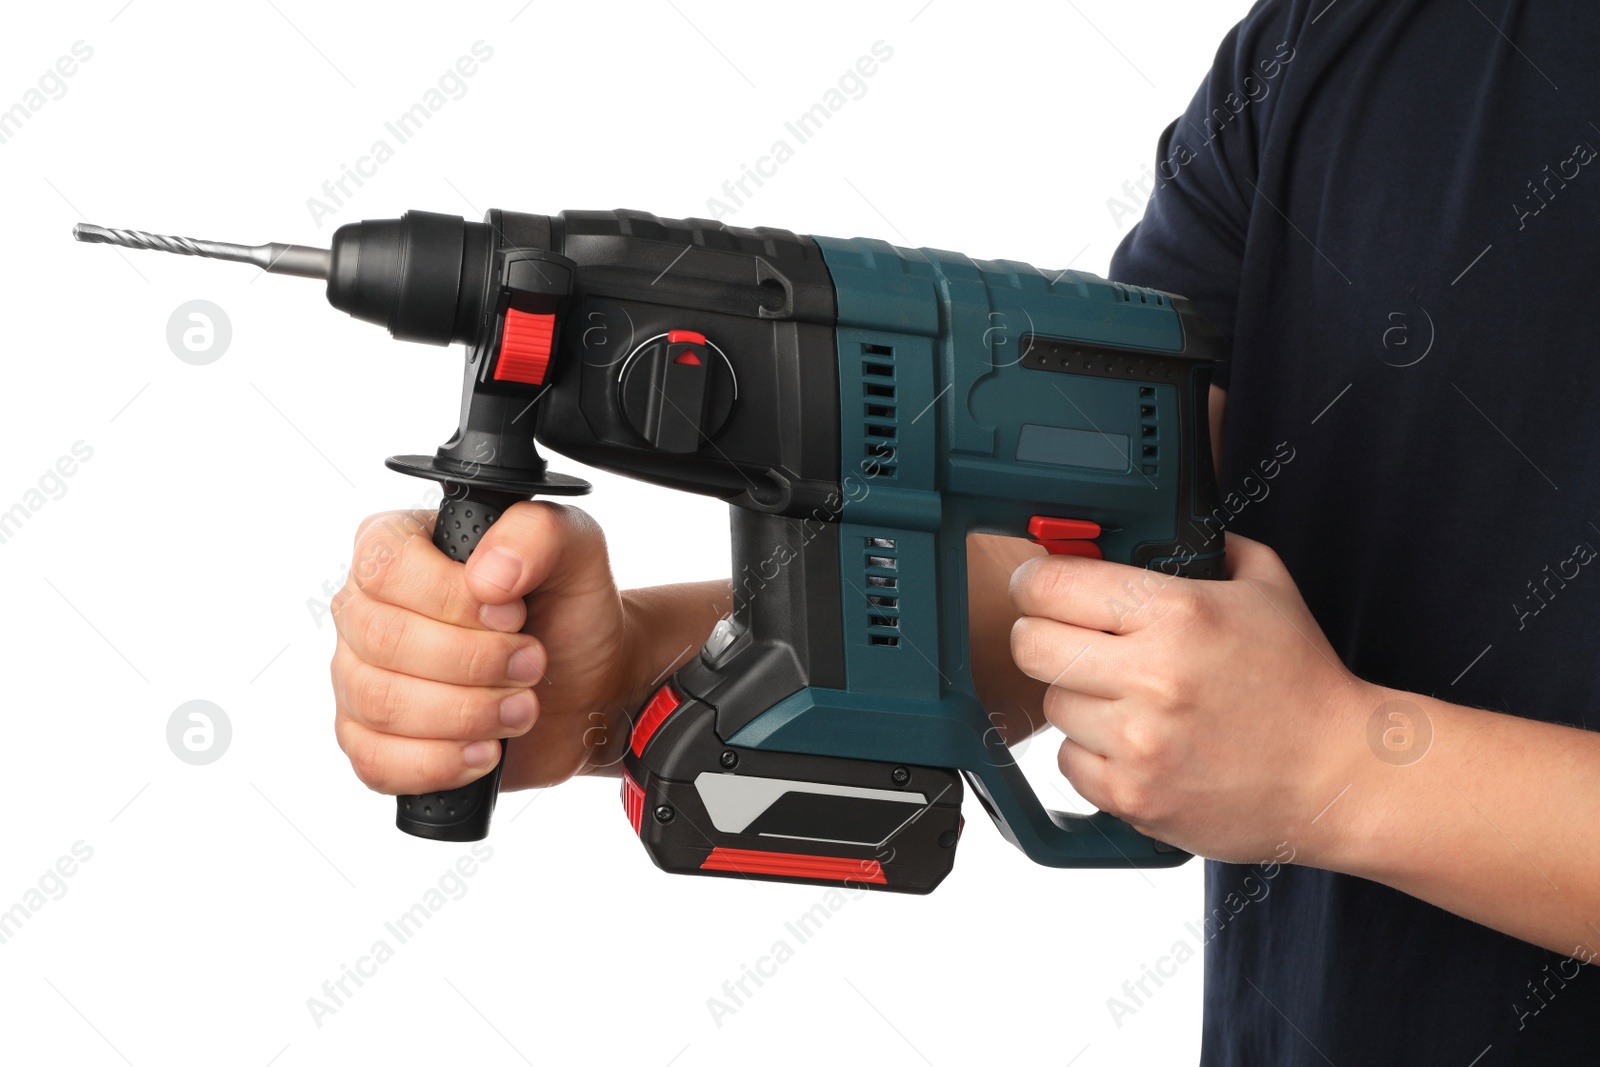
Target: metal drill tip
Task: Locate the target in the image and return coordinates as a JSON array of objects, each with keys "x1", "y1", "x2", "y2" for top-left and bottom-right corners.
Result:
[{"x1": 72, "y1": 222, "x2": 331, "y2": 280}]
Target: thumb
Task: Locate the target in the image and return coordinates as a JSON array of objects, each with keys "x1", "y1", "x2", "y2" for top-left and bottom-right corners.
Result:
[{"x1": 462, "y1": 501, "x2": 612, "y2": 605}]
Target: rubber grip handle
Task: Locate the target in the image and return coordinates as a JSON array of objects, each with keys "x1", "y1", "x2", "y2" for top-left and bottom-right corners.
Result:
[{"x1": 395, "y1": 487, "x2": 525, "y2": 841}]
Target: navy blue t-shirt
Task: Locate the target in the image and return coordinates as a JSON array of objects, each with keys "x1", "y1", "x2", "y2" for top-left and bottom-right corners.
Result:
[{"x1": 1109, "y1": 1, "x2": 1600, "y2": 1062}]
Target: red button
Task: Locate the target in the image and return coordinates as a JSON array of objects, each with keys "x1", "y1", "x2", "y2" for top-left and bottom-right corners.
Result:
[
  {"x1": 667, "y1": 329, "x2": 706, "y2": 345},
  {"x1": 1027, "y1": 515, "x2": 1104, "y2": 559},
  {"x1": 493, "y1": 309, "x2": 556, "y2": 385},
  {"x1": 1028, "y1": 516, "x2": 1101, "y2": 540},
  {"x1": 630, "y1": 685, "x2": 682, "y2": 757}
]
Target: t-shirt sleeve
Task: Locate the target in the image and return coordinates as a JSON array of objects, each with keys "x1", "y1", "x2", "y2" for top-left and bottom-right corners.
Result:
[{"x1": 1107, "y1": 0, "x2": 1303, "y2": 389}]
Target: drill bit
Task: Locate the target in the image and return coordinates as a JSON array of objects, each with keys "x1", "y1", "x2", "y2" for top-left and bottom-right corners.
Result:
[{"x1": 72, "y1": 223, "x2": 331, "y2": 280}]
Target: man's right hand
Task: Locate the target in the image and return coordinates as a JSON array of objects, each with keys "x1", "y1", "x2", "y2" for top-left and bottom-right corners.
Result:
[{"x1": 330, "y1": 502, "x2": 653, "y2": 797}]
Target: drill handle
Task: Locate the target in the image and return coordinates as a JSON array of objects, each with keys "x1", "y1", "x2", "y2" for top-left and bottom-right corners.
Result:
[
  {"x1": 982, "y1": 365, "x2": 1226, "y2": 866},
  {"x1": 393, "y1": 487, "x2": 526, "y2": 841}
]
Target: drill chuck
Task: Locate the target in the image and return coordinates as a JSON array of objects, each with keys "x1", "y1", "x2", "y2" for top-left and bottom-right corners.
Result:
[{"x1": 327, "y1": 211, "x2": 492, "y2": 347}]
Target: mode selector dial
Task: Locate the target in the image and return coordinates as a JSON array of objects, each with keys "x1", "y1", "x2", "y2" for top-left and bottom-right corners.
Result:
[{"x1": 617, "y1": 329, "x2": 737, "y2": 453}]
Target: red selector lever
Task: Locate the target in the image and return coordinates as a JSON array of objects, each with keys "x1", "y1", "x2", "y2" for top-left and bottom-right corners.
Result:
[
  {"x1": 493, "y1": 309, "x2": 557, "y2": 385},
  {"x1": 1028, "y1": 515, "x2": 1103, "y2": 559}
]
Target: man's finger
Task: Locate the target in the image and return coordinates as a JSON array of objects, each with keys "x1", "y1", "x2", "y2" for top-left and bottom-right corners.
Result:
[
  {"x1": 347, "y1": 509, "x2": 526, "y2": 632},
  {"x1": 1009, "y1": 554, "x2": 1175, "y2": 633},
  {"x1": 336, "y1": 595, "x2": 547, "y2": 688},
  {"x1": 335, "y1": 715, "x2": 502, "y2": 796},
  {"x1": 1040, "y1": 686, "x2": 1124, "y2": 757},
  {"x1": 1009, "y1": 616, "x2": 1126, "y2": 698},
  {"x1": 353, "y1": 509, "x2": 431, "y2": 549},
  {"x1": 333, "y1": 645, "x2": 540, "y2": 741},
  {"x1": 463, "y1": 501, "x2": 611, "y2": 606},
  {"x1": 1056, "y1": 736, "x2": 1114, "y2": 813}
]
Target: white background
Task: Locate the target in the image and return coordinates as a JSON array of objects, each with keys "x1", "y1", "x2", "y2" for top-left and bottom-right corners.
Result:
[{"x1": 1, "y1": 2, "x2": 1250, "y2": 1063}]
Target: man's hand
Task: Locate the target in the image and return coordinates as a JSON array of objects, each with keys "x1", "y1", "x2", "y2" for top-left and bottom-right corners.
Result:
[
  {"x1": 330, "y1": 503, "x2": 716, "y2": 797},
  {"x1": 1008, "y1": 532, "x2": 1373, "y2": 863}
]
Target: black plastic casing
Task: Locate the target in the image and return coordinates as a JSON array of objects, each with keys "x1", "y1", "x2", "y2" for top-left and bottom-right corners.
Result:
[{"x1": 509, "y1": 209, "x2": 842, "y2": 512}]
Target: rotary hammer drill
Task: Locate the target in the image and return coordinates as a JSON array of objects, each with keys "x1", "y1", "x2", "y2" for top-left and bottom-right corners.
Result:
[{"x1": 76, "y1": 208, "x2": 1226, "y2": 894}]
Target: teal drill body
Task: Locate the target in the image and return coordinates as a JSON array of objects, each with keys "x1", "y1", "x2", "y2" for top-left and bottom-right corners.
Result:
[{"x1": 722, "y1": 237, "x2": 1225, "y2": 870}]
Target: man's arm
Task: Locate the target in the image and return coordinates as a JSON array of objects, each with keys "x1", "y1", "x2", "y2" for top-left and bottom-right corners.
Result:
[
  {"x1": 1200, "y1": 392, "x2": 1599, "y2": 959},
  {"x1": 989, "y1": 386, "x2": 1600, "y2": 957},
  {"x1": 1316, "y1": 687, "x2": 1600, "y2": 961},
  {"x1": 997, "y1": 406, "x2": 1600, "y2": 961}
]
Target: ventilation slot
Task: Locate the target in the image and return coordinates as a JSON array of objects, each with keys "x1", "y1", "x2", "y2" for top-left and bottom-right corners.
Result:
[
  {"x1": 1139, "y1": 385, "x2": 1158, "y2": 475},
  {"x1": 859, "y1": 342, "x2": 898, "y2": 479},
  {"x1": 1111, "y1": 282, "x2": 1167, "y2": 307},
  {"x1": 863, "y1": 536, "x2": 901, "y2": 647}
]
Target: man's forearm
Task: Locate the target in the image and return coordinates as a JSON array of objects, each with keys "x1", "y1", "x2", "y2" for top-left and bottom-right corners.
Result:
[
  {"x1": 573, "y1": 580, "x2": 729, "y2": 777},
  {"x1": 619, "y1": 579, "x2": 732, "y2": 713},
  {"x1": 1308, "y1": 688, "x2": 1600, "y2": 959}
]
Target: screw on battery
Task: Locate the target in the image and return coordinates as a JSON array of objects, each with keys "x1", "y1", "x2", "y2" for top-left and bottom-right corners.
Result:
[
  {"x1": 654, "y1": 805, "x2": 675, "y2": 823},
  {"x1": 719, "y1": 750, "x2": 738, "y2": 768},
  {"x1": 891, "y1": 766, "x2": 910, "y2": 786}
]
